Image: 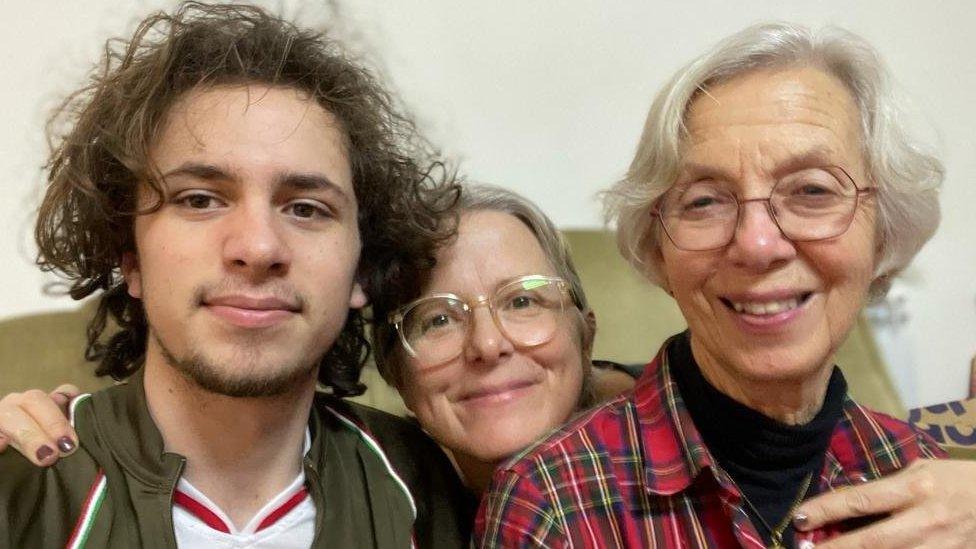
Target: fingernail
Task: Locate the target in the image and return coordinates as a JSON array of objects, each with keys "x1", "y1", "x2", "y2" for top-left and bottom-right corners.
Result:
[
  {"x1": 793, "y1": 512, "x2": 809, "y2": 529},
  {"x1": 36, "y1": 445, "x2": 55, "y2": 462},
  {"x1": 57, "y1": 437, "x2": 75, "y2": 453}
]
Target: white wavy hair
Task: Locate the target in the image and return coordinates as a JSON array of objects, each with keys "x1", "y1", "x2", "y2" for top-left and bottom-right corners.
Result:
[{"x1": 604, "y1": 22, "x2": 943, "y2": 299}]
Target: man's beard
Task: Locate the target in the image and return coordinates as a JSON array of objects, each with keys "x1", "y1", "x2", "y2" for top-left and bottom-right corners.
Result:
[{"x1": 152, "y1": 331, "x2": 318, "y2": 398}]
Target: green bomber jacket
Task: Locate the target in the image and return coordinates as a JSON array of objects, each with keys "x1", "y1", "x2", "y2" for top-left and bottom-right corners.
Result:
[{"x1": 0, "y1": 371, "x2": 472, "y2": 548}]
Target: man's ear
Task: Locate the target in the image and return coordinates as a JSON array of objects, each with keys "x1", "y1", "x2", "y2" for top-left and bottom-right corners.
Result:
[
  {"x1": 121, "y1": 252, "x2": 142, "y2": 299},
  {"x1": 348, "y1": 280, "x2": 368, "y2": 309}
]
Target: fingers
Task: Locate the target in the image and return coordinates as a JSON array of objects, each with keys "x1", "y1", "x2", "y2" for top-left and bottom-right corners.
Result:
[
  {"x1": 0, "y1": 396, "x2": 60, "y2": 466},
  {"x1": 809, "y1": 506, "x2": 931, "y2": 549},
  {"x1": 49, "y1": 384, "x2": 81, "y2": 411},
  {"x1": 0, "y1": 389, "x2": 77, "y2": 467},
  {"x1": 21, "y1": 390, "x2": 77, "y2": 453},
  {"x1": 798, "y1": 460, "x2": 976, "y2": 547},
  {"x1": 810, "y1": 495, "x2": 976, "y2": 549},
  {"x1": 795, "y1": 462, "x2": 934, "y2": 530}
]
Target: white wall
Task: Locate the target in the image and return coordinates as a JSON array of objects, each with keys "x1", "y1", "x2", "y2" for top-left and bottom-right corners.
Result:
[{"x1": 2, "y1": 1, "x2": 974, "y2": 407}]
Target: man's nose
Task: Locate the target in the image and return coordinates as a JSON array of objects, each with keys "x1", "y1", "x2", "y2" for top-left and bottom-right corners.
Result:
[{"x1": 222, "y1": 205, "x2": 291, "y2": 279}]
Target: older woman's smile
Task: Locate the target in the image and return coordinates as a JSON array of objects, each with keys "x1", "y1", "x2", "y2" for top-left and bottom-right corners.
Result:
[
  {"x1": 718, "y1": 289, "x2": 816, "y2": 331},
  {"x1": 720, "y1": 291, "x2": 813, "y2": 316}
]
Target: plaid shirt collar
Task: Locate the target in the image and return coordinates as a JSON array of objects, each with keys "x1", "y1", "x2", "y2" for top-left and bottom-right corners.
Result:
[
  {"x1": 631, "y1": 335, "x2": 938, "y2": 500},
  {"x1": 630, "y1": 335, "x2": 732, "y2": 497}
]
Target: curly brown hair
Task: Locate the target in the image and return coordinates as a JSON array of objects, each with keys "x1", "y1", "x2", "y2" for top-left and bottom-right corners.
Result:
[{"x1": 35, "y1": 1, "x2": 459, "y2": 397}]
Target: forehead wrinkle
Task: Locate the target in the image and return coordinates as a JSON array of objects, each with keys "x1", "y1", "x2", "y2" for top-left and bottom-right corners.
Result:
[{"x1": 685, "y1": 114, "x2": 853, "y2": 178}]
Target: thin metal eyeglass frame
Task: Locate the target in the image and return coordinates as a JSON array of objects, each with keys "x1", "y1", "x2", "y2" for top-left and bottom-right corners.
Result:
[
  {"x1": 650, "y1": 166, "x2": 876, "y2": 252},
  {"x1": 389, "y1": 274, "x2": 574, "y2": 360}
]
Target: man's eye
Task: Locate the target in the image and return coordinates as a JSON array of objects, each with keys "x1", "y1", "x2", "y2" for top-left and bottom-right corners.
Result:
[
  {"x1": 176, "y1": 193, "x2": 221, "y2": 209},
  {"x1": 287, "y1": 201, "x2": 329, "y2": 219}
]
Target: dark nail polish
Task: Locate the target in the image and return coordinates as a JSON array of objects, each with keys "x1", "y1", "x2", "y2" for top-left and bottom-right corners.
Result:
[
  {"x1": 57, "y1": 437, "x2": 75, "y2": 453},
  {"x1": 36, "y1": 445, "x2": 55, "y2": 461},
  {"x1": 793, "y1": 512, "x2": 809, "y2": 529}
]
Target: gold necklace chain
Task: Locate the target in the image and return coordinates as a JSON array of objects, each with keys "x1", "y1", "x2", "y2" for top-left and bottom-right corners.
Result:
[{"x1": 731, "y1": 471, "x2": 814, "y2": 549}]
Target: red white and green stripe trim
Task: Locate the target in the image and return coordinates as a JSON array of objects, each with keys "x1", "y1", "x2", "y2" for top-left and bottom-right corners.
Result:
[
  {"x1": 323, "y1": 405, "x2": 417, "y2": 518},
  {"x1": 68, "y1": 393, "x2": 93, "y2": 428},
  {"x1": 65, "y1": 393, "x2": 108, "y2": 549},
  {"x1": 324, "y1": 405, "x2": 418, "y2": 547},
  {"x1": 65, "y1": 469, "x2": 108, "y2": 549}
]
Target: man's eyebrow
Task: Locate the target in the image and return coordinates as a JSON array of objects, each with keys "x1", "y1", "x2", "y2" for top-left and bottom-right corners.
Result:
[
  {"x1": 277, "y1": 172, "x2": 351, "y2": 203},
  {"x1": 160, "y1": 162, "x2": 230, "y2": 181},
  {"x1": 158, "y1": 164, "x2": 350, "y2": 202}
]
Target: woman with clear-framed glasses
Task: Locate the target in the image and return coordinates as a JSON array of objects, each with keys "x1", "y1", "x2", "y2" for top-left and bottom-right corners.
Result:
[{"x1": 369, "y1": 184, "x2": 635, "y2": 493}]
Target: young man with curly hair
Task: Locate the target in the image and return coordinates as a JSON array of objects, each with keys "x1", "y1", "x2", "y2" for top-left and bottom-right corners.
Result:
[{"x1": 0, "y1": 3, "x2": 469, "y2": 547}]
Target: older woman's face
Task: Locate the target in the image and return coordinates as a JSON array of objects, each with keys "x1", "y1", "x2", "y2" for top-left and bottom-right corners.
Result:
[
  {"x1": 397, "y1": 210, "x2": 586, "y2": 463},
  {"x1": 660, "y1": 67, "x2": 877, "y2": 386}
]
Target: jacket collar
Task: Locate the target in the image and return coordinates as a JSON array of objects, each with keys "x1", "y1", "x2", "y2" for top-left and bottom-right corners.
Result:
[
  {"x1": 88, "y1": 368, "x2": 184, "y2": 489},
  {"x1": 84, "y1": 370, "x2": 418, "y2": 546}
]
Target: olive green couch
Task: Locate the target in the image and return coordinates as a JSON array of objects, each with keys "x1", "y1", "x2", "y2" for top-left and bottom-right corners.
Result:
[{"x1": 0, "y1": 230, "x2": 904, "y2": 419}]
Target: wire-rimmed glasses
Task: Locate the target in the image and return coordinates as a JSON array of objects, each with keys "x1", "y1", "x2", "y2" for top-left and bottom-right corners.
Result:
[
  {"x1": 652, "y1": 166, "x2": 875, "y2": 251},
  {"x1": 390, "y1": 275, "x2": 575, "y2": 368}
]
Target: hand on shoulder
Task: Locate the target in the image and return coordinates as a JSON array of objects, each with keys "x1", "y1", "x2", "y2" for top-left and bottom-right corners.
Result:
[
  {"x1": 795, "y1": 459, "x2": 976, "y2": 548},
  {"x1": 0, "y1": 385, "x2": 78, "y2": 466}
]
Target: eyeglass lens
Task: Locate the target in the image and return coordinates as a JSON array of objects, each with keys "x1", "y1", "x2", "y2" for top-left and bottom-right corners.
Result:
[
  {"x1": 400, "y1": 278, "x2": 567, "y2": 367},
  {"x1": 659, "y1": 167, "x2": 860, "y2": 251}
]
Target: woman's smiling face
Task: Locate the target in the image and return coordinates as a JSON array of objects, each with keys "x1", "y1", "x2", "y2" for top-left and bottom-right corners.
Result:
[
  {"x1": 659, "y1": 67, "x2": 877, "y2": 393},
  {"x1": 396, "y1": 210, "x2": 587, "y2": 465}
]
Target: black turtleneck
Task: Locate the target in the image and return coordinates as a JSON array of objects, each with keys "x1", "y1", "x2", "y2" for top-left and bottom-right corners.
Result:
[{"x1": 668, "y1": 332, "x2": 847, "y2": 548}]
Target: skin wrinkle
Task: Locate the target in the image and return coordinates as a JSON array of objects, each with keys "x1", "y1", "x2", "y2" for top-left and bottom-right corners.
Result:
[{"x1": 661, "y1": 67, "x2": 876, "y2": 425}]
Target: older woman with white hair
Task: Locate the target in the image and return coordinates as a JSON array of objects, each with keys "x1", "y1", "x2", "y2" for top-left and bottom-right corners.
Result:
[{"x1": 476, "y1": 22, "x2": 954, "y2": 548}]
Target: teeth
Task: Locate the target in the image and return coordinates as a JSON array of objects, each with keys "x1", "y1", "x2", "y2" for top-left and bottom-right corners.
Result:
[{"x1": 730, "y1": 298, "x2": 800, "y2": 316}]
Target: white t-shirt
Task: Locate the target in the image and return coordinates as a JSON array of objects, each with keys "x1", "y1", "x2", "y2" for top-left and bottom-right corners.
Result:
[{"x1": 171, "y1": 430, "x2": 315, "y2": 548}]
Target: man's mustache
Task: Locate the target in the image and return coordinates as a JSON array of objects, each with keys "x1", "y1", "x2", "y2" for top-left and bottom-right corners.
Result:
[{"x1": 194, "y1": 280, "x2": 306, "y2": 312}]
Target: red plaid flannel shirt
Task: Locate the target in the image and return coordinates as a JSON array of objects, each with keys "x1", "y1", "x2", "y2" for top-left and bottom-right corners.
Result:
[{"x1": 474, "y1": 338, "x2": 946, "y2": 548}]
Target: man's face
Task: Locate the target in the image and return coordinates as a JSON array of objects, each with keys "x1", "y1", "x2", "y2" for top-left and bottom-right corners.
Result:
[{"x1": 126, "y1": 84, "x2": 366, "y2": 397}]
